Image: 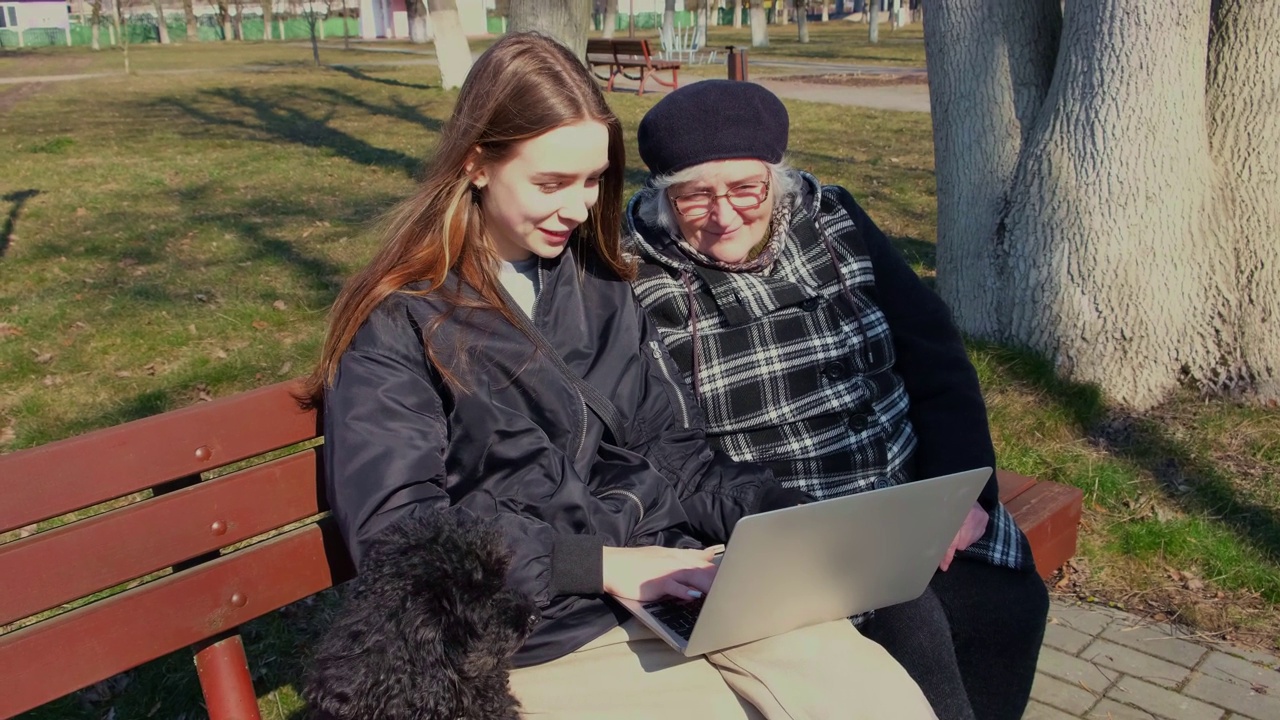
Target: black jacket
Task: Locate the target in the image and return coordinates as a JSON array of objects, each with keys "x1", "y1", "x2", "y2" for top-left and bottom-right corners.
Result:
[{"x1": 323, "y1": 247, "x2": 804, "y2": 666}]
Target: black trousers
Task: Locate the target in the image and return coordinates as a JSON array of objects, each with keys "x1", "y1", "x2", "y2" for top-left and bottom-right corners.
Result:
[{"x1": 858, "y1": 557, "x2": 1049, "y2": 720}]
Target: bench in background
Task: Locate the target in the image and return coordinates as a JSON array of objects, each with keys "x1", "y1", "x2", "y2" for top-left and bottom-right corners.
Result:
[
  {"x1": 586, "y1": 38, "x2": 681, "y2": 96},
  {"x1": 0, "y1": 381, "x2": 1083, "y2": 718}
]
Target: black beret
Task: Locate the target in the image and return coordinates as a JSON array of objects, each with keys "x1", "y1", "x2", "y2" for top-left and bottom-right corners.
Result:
[{"x1": 637, "y1": 80, "x2": 789, "y2": 177}]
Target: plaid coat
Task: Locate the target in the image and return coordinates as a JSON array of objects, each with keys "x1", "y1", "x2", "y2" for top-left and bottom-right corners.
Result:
[{"x1": 626, "y1": 172, "x2": 1031, "y2": 573}]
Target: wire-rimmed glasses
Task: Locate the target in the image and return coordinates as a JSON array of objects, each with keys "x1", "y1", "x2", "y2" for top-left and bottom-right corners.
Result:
[{"x1": 668, "y1": 178, "x2": 771, "y2": 219}]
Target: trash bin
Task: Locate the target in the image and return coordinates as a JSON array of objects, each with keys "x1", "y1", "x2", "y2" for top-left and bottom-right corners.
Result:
[{"x1": 726, "y1": 46, "x2": 749, "y2": 82}]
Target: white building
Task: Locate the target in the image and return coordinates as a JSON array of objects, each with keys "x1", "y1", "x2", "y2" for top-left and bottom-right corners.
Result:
[{"x1": 1, "y1": 0, "x2": 72, "y2": 45}]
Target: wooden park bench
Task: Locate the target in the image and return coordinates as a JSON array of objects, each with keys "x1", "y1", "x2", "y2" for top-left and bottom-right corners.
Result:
[
  {"x1": 0, "y1": 380, "x2": 1082, "y2": 718},
  {"x1": 586, "y1": 38, "x2": 681, "y2": 96}
]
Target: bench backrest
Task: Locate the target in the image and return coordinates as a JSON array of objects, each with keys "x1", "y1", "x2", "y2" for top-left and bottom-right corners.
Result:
[
  {"x1": 584, "y1": 38, "x2": 655, "y2": 64},
  {"x1": 0, "y1": 380, "x2": 353, "y2": 718},
  {"x1": 607, "y1": 38, "x2": 654, "y2": 62}
]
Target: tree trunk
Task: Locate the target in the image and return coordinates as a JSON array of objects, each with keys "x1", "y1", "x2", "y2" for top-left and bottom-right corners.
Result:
[
  {"x1": 427, "y1": 0, "x2": 471, "y2": 89},
  {"x1": 154, "y1": 0, "x2": 170, "y2": 43},
  {"x1": 262, "y1": 0, "x2": 274, "y2": 40},
  {"x1": 90, "y1": 0, "x2": 102, "y2": 49},
  {"x1": 307, "y1": 12, "x2": 321, "y2": 63},
  {"x1": 218, "y1": 1, "x2": 232, "y2": 40},
  {"x1": 184, "y1": 0, "x2": 197, "y2": 40},
  {"x1": 696, "y1": 0, "x2": 708, "y2": 47},
  {"x1": 1205, "y1": 0, "x2": 1280, "y2": 402},
  {"x1": 734, "y1": 0, "x2": 742, "y2": 28},
  {"x1": 749, "y1": 0, "x2": 767, "y2": 45},
  {"x1": 796, "y1": 0, "x2": 808, "y2": 41},
  {"x1": 407, "y1": 0, "x2": 430, "y2": 42},
  {"x1": 822, "y1": 0, "x2": 828, "y2": 22},
  {"x1": 115, "y1": 0, "x2": 130, "y2": 72},
  {"x1": 662, "y1": 0, "x2": 675, "y2": 50},
  {"x1": 869, "y1": 0, "x2": 878, "y2": 42},
  {"x1": 602, "y1": 0, "x2": 617, "y2": 38},
  {"x1": 342, "y1": 0, "x2": 350, "y2": 48},
  {"x1": 508, "y1": 0, "x2": 592, "y2": 61},
  {"x1": 925, "y1": 0, "x2": 1280, "y2": 409}
]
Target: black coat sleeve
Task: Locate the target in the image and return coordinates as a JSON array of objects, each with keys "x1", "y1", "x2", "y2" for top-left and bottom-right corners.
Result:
[
  {"x1": 323, "y1": 298, "x2": 604, "y2": 608},
  {"x1": 833, "y1": 188, "x2": 1001, "y2": 511},
  {"x1": 627, "y1": 302, "x2": 812, "y2": 543}
]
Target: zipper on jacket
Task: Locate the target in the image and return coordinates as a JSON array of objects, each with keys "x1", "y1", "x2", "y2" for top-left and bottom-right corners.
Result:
[
  {"x1": 597, "y1": 488, "x2": 646, "y2": 524},
  {"x1": 649, "y1": 340, "x2": 691, "y2": 429},
  {"x1": 574, "y1": 390, "x2": 588, "y2": 459}
]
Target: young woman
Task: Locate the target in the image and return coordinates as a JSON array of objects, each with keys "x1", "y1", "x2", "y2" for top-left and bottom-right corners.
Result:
[{"x1": 304, "y1": 33, "x2": 936, "y2": 720}]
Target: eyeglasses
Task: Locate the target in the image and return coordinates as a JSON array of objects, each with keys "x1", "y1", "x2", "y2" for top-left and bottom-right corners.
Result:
[{"x1": 668, "y1": 178, "x2": 771, "y2": 219}]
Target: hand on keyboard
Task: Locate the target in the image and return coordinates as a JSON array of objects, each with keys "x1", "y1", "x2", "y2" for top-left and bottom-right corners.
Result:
[{"x1": 602, "y1": 545, "x2": 719, "y2": 602}]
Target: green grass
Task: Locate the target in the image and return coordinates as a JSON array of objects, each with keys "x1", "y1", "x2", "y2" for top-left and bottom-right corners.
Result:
[{"x1": 1, "y1": 40, "x2": 1277, "y2": 718}]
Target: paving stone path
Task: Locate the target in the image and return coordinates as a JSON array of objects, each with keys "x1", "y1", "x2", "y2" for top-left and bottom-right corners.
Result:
[{"x1": 1029, "y1": 600, "x2": 1279, "y2": 720}]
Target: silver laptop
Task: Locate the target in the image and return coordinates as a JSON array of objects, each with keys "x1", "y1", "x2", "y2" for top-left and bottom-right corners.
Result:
[{"x1": 615, "y1": 467, "x2": 991, "y2": 656}]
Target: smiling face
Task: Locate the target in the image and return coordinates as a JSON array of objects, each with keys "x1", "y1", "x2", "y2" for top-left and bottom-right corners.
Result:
[
  {"x1": 667, "y1": 159, "x2": 775, "y2": 264},
  {"x1": 470, "y1": 120, "x2": 611, "y2": 263}
]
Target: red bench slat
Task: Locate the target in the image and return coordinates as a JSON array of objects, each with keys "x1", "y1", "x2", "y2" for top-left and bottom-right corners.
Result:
[
  {"x1": 0, "y1": 519, "x2": 354, "y2": 719},
  {"x1": 0, "y1": 448, "x2": 326, "y2": 628},
  {"x1": 0, "y1": 380, "x2": 319, "y2": 534},
  {"x1": 1003, "y1": 481, "x2": 1084, "y2": 581},
  {"x1": 996, "y1": 469, "x2": 1039, "y2": 504}
]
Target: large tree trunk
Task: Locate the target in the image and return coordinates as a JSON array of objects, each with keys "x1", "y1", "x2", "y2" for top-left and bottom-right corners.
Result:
[
  {"x1": 602, "y1": 0, "x2": 617, "y2": 38},
  {"x1": 427, "y1": 0, "x2": 471, "y2": 89},
  {"x1": 869, "y1": 0, "x2": 879, "y2": 42},
  {"x1": 749, "y1": 0, "x2": 767, "y2": 45},
  {"x1": 154, "y1": 0, "x2": 170, "y2": 43},
  {"x1": 925, "y1": 0, "x2": 1280, "y2": 409},
  {"x1": 796, "y1": 0, "x2": 808, "y2": 41},
  {"x1": 184, "y1": 0, "x2": 198, "y2": 40},
  {"x1": 262, "y1": 0, "x2": 274, "y2": 40},
  {"x1": 1205, "y1": 0, "x2": 1280, "y2": 402},
  {"x1": 822, "y1": 0, "x2": 828, "y2": 22},
  {"x1": 734, "y1": 0, "x2": 742, "y2": 28},
  {"x1": 90, "y1": 0, "x2": 102, "y2": 49},
  {"x1": 508, "y1": 0, "x2": 592, "y2": 61}
]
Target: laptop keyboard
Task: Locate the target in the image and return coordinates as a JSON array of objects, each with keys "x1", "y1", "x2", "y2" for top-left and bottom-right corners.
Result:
[{"x1": 642, "y1": 597, "x2": 705, "y2": 641}]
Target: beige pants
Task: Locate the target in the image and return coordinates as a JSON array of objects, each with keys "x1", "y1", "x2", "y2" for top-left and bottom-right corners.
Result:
[{"x1": 509, "y1": 619, "x2": 937, "y2": 719}]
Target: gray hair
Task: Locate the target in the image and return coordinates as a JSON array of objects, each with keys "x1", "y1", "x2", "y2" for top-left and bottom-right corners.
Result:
[{"x1": 639, "y1": 160, "x2": 802, "y2": 236}]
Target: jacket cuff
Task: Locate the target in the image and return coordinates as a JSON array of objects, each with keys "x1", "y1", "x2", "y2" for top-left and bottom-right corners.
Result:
[
  {"x1": 757, "y1": 485, "x2": 815, "y2": 513},
  {"x1": 549, "y1": 533, "x2": 605, "y2": 597}
]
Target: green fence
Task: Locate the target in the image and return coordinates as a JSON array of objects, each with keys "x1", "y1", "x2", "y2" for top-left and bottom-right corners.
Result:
[
  {"x1": 0, "y1": 16, "x2": 358, "y2": 49},
  {"x1": 592, "y1": 11, "x2": 695, "y2": 32}
]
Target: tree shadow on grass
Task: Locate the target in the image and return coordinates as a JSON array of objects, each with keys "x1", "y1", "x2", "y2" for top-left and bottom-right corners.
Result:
[
  {"x1": 329, "y1": 64, "x2": 436, "y2": 91},
  {"x1": 1, "y1": 188, "x2": 39, "y2": 259},
  {"x1": 160, "y1": 87, "x2": 425, "y2": 177},
  {"x1": 974, "y1": 340, "x2": 1280, "y2": 568}
]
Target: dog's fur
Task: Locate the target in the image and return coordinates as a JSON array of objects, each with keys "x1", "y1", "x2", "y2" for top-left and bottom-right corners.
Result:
[{"x1": 304, "y1": 512, "x2": 538, "y2": 720}]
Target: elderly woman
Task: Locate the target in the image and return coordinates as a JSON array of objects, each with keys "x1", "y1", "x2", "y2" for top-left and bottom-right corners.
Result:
[{"x1": 625, "y1": 80, "x2": 1049, "y2": 720}]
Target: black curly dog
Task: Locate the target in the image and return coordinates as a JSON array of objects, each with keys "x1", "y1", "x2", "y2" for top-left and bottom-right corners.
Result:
[{"x1": 305, "y1": 512, "x2": 538, "y2": 720}]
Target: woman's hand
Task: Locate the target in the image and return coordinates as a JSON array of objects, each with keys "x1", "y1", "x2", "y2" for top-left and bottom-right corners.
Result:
[
  {"x1": 940, "y1": 502, "x2": 989, "y2": 572},
  {"x1": 602, "y1": 546, "x2": 720, "y2": 602}
]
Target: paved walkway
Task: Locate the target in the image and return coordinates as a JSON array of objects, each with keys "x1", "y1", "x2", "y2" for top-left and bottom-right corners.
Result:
[{"x1": 1032, "y1": 600, "x2": 1279, "y2": 720}]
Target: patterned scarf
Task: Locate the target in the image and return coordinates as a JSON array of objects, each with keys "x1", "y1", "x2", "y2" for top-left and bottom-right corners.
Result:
[{"x1": 671, "y1": 195, "x2": 797, "y2": 275}]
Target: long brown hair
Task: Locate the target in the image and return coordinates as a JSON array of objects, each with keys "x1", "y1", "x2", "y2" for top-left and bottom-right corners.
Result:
[{"x1": 302, "y1": 33, "x2": 631, "y2": 406}]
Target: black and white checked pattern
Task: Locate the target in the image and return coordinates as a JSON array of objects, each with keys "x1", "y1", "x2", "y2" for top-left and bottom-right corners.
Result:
[{"x1": 627, "y1": 172, "x2": 1027, "y2": 573}]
